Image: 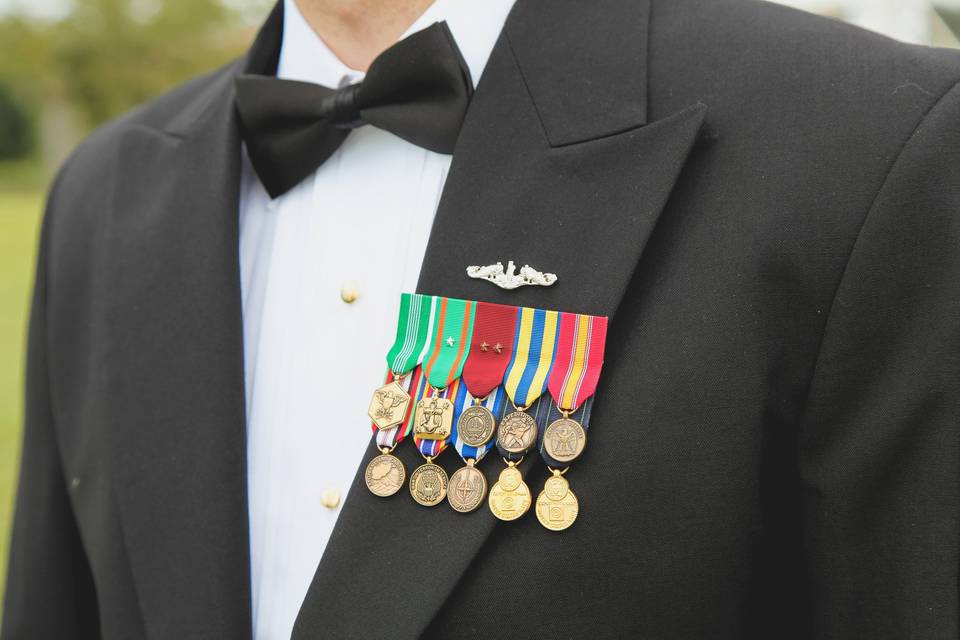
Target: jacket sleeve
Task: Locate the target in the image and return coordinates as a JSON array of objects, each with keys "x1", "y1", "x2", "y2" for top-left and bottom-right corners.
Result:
[
  {"x1": 799, "y1": 80, "x2": 960, "y2": 638},
  {"x1": 2, "y1": 176, "x2": 100, "y2": 639}
]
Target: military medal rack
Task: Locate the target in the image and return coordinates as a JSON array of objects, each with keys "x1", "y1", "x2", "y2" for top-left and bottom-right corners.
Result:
[{"x1": 365, "y1": 293, "x2": 608, "y2": 531}]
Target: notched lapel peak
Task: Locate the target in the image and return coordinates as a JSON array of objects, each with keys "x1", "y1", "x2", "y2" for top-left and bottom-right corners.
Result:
[
  {"x1": 106, "y1": 67, "x2": 252, "y2": 638},
  {"x1": 505, "y1": 0, "x2": 650, "y2": 146}
]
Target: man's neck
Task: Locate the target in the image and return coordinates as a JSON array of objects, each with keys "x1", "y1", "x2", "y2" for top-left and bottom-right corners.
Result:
[{"x1": 293, "y1": 0, "x2": 436, "y2": 71}]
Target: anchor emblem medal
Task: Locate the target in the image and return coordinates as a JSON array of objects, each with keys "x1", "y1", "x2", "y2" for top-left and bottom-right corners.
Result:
[
  {"x1": 364, "y1": 294, "x2": 438, "y2": 497},
  {"x1": 447, "y1": 302, "x2": 519, "y2": 512},
  {"x1": 409, "y1": 297, "x2": 476, "y2": 506}
]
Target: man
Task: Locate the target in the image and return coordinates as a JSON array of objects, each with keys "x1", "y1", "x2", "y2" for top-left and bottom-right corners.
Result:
[{"x1": 4, "y1": 0, "x2": 960, "y2": 637}]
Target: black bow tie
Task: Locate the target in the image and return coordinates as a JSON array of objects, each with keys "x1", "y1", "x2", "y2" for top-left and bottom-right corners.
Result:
[{"x1": 235, "y1": 21, "x2": 473, "y2": 198}]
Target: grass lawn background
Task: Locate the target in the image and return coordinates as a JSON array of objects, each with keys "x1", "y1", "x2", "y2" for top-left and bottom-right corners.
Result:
[{"x1": 0, "y1": 190, "x2": 43, "y2": 616}]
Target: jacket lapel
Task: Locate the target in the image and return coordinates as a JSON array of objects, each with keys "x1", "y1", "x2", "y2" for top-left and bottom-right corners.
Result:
[
  {"x1": 293, "y1": 1, "x2": 707, "y2": 638},
  {"x1": 104, "y1": 9, "x2": 284, "y2": 636},
  {"x1": 105, "y1": 60, "x2": 253, "y2": 640}
]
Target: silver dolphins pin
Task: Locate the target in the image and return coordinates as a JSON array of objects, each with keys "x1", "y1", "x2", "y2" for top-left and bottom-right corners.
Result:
[{"x1": 466, "y1": 261, "x2": 557, "y2": 290}]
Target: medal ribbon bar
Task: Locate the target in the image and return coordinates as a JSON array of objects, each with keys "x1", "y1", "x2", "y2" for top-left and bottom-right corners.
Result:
[
  {"x1": 502, "y1": 307, "x2": 559, "y2": 409},
  {"x1": 386, "y1": 293, "x2": 438, "y2": 375},
  {"x1": 547, "y1": 313, "x2": 608, "y2": 414},
  {"x1": 364, "y1": 295, "x2": 439, "y2": 497},
  {"x1": 421, "y1": 297, "x2": 476, "y2": 391},
  {"x1": 461, "y1": 301, "x2": 518, "y2": 397},
  {"x1": 535, "y1": 312, "x2": 609, "y2": 530}
]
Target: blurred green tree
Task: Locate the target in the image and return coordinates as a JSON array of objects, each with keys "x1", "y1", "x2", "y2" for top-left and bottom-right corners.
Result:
[
  {"x1": 0, "y1": 0, "x2": 262, "y2": 165},
  {"x1": 52, "y1": 0, "x2": 251, "y2": 128},
  {"x1": 0, "y1": 85, "x2": 33, "y2": 160}
]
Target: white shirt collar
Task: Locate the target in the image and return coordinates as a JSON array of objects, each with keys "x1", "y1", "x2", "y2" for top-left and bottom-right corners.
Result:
[{"x1": 277, "y1": 0, "x2": 515, "y2": 89}]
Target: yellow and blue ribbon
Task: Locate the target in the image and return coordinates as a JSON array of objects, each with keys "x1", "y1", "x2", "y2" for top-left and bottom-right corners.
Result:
[{"x1": 502, "y1": 307, "x2": 560, "y2": 408}]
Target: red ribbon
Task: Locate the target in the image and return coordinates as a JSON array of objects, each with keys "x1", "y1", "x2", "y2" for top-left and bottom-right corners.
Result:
[
  {"x1": 546, "y1": 312, "x2": 608, "y2": 412},
  {"x1": 460, "y1": 301, "x2": 518, "y2": 399}
]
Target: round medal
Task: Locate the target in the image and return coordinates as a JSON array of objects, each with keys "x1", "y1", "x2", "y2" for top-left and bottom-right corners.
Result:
[
  {"x1": 364, "y1": 453, "x2": 406, "y2": 497},
  {"x1": 447, "y1": 464, "x2": 487, "y2": 513},
  {"x1": 497, "y1": 466, "x2": 523, "y2": 491},
  {"x1": 457, "y1": 405, "x2": 496, "y2": 447},
  {"x1": 497, "y1": 410, "x2": 539, "y2": 454},
  {"x1": 535, "y1": 475, "x2": 579, "y2": 531},
  {"x1": 543, "y1": 417, "x2": 587, "y2": 463},
  {"x1": 409, "y1": 462, "x2": 449, "y2": 507},
  {"x1": 487, "y1": 466, "x2": 532, "y2": 521}
]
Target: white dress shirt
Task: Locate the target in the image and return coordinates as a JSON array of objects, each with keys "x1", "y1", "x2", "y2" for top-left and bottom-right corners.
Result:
[{"x1": 238, "y1": 1, "x2": 515, "y2": 637}]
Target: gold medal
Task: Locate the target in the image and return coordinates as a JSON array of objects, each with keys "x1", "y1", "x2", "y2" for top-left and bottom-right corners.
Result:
[
  {"x1": 457, "y1": 404, "x2": 496, "y2": 447},
  {"x1": 364, "y1": 450, "x2": 406, "y2": 497},
  {"x1": 409, "y1": 459, "x2": 448, "y2": 507},
  {"x1": 367, "y1": 379, "x2": 412, "y2": 431},
  {"x1": 497, "y1": 410, "x2": 538, "y2": 454},
  {"x1": 447, "y1": 459, "x2": 487, "y2": 513},
  {"x1": 413, "y1": 395, "x2": 454, "y2": 440},
  {"x1": 487, "y1": 462, "x2": 532, "y2": 521},
  {"x1": 535, "y1": 470, "x2": 579, "y2": 531},
  {"x1": 543, "y1": 417, "x2": 587, "y2": 463}
]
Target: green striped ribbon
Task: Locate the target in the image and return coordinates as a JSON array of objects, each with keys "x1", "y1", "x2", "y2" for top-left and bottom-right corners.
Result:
[
  {"x1": 385, "y1": 294, "x2": 437, "y2": 375},
  {"x1": 422, "y1": 297, "x2": 477, "y2": 390}
]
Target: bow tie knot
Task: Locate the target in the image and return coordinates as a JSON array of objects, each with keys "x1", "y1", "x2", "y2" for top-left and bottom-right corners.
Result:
[
  {"x1": 322, "y1": 83, "x2": 364, "y2": 129},
  {"x1": 235, "y1": 21, "x2": 473, "y2": 198}
]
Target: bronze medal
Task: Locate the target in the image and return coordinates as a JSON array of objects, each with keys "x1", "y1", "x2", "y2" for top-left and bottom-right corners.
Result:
[
  {"x1": 413, "y1": 395, "x2": 454, "y2": 441},
  {"x1": 367, "y1": 380, "x2": 412, "y2": 431},
  {"x1": 409, "y1": 461, "x2": 449, "y2": 507},
  {"x1": 497, "y1": 410, "x2": 538, "y2": 454},
  {"x1": 487, "y1": 464, "x2": 532, "y2": 521},
  {"x1": 535, "y1": 472, "x2": 579, "y2": 531},
  {"x1": 447, "y1": 460, "x2": 487, "y2": 513},
  {"x1": 543, "y1": 417, "x2": 587, "y2": 463},
  {"x1": 457, "y1": 404, "x2": 496, "y2": 447},
  {"x1": 364, "y1": 452, "x2": 406, "y2": 497}
]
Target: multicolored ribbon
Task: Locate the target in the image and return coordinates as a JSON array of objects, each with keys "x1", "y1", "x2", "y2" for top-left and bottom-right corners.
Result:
[
  {"x1": 538, "y1": 312, "x2": 607, "y2": 468},
  {"x1": 546, "y1": 313, "x2": 608, "y2": 413},
  {"x1": 369, "y1": 294, "x2": 438, "y2": 448},
  {"x1": 421, "y1": 297, "x2": 476, "y2": 391},
  {"x1": 502, "y1": 307, "x2": 559, "y2": 408},
  {"x1": 385, "y1": 293, "x2": 438, "y2": 375}
]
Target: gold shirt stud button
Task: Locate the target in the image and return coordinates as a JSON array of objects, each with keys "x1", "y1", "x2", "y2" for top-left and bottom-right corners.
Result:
[
  {"x1": 340, "y1": 284, "x2": 359, "y2": 304},
  {"x1": 320, "y1": 488, "x2": 341, "y2": 509}
]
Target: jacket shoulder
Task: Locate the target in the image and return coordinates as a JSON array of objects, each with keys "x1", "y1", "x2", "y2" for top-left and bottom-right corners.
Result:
[
  {"x1": 39, "y1": 58, "x2": 241, "y2": 276},
  {"x1": 51, "y1": 59, "x2": 241, "y2": 204},
  {"x1": 664, "y1": 0, "x2": 960, "y2": 94},
  {"x1": 649, "y1": 0, "x2": 960, "y2": 178}
]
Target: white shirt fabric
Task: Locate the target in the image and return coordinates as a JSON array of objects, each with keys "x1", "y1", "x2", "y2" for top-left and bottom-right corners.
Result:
[{"x1": 238, "y1": 1, "x2": 515, "y2": 638}]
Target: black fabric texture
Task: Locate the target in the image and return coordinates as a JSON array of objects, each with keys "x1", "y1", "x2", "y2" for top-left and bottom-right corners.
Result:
[
  {"x1": 235, "y1": 19, "x2": 472, "y2": 198},
  {"x1": 4, "y1": 0, "x2": 960, "y2": 638}
]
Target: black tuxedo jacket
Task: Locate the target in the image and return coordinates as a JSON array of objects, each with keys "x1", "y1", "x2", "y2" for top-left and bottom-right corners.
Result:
[{"x1": 4, "y1": 0, "x2": 960, "y2": 638}]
